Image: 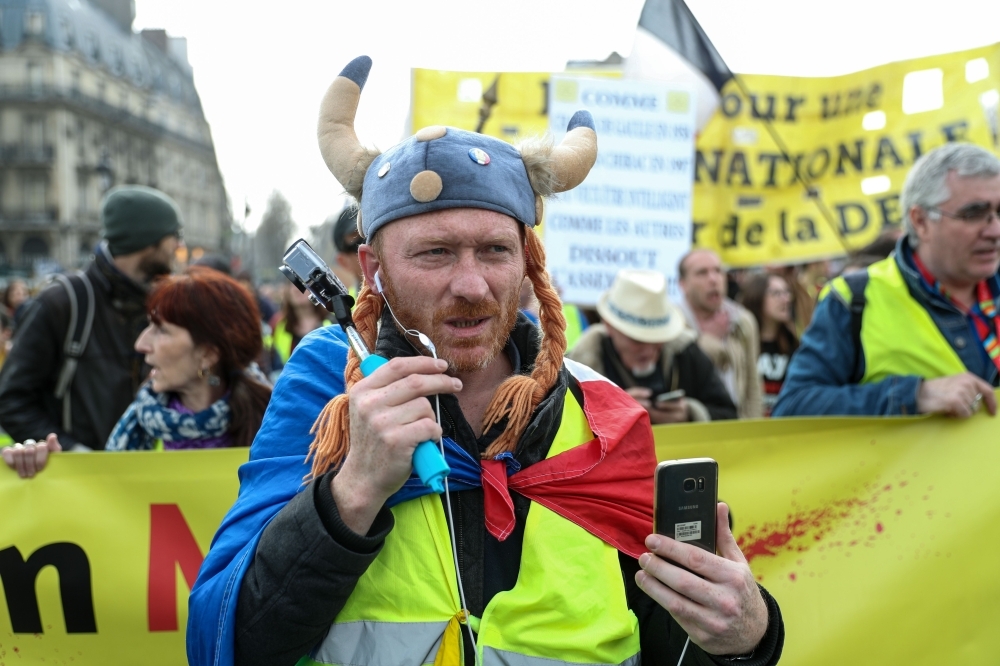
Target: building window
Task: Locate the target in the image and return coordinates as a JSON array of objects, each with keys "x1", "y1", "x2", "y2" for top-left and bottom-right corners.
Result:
[
  {"x1": 60, "y1": 17, "x2": 74, "y2": 47},
  {"x1": 22, "y1": 237, "x2": 51, "y2": 263},
  {"x1": 23, "y1": 174, "x2": 48, "y2": 213},
  {"x1": 97, "y1": 81, "x2": 106, "y2": 102},
  {"x1": 24, "y1": 11, "x2": 45, "y2": 36},
  {"x1": 70, "y1": 69, "x2": 80, "y2": 93},
  {"x1": 23, "y1": 115, "x2": 45, "y2": 149},
  {"x1": 27, "y1": 62, "x2": 43, "y2": 89},
  {"x1": 77, "y1": 172, "x2": 92, "y2": 213}
]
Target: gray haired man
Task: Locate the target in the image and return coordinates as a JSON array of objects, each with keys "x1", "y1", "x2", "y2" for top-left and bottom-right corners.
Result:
[{"x1": 774, "y1": 142, "x2": 1000, "y2": 417}]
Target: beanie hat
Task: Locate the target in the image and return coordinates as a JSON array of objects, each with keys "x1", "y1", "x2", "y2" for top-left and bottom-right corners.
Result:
[
  {"x1": 332, "y1": 206, "x2": 362, "y2": 253},
  {"x1": 101, "y1": 186, "x2": 182, "y2": 257}
]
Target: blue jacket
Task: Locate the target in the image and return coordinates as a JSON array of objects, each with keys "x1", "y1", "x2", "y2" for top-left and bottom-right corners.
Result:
[
  {"x1": 772, "y1": 239, "x2": 1000, "y2": 417},
  {"x1": 187, "y1": 325, "x2": 348, "y2": 666}
]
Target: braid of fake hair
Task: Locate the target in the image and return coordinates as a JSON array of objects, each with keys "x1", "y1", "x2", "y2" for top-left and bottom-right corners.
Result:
[
  {"x1": 306, "y1": 282, "x2": 383, "y2": 479},
  {"x1": 482, "y1": 227, "x2": 567, "y2": 459}
]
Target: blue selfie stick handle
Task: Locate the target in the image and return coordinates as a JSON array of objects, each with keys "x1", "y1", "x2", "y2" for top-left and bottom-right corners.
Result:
[{"x1": 359, "y1": 354, "x2": 449, "y2": 494}]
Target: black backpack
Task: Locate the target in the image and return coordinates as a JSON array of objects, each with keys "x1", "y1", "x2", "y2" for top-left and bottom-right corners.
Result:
[
  {"x1": 51, "y1": 273, "x2": 95, "y2": 434},
  {"x1": 840, "y1": 270, "x2": 870, "y2": 385}
]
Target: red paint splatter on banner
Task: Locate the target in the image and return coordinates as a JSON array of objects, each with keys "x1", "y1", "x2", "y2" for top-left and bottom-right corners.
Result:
[
  {"x1": 736, "y1": 469, "x2": 933, "y2": 577},
  {"x1": 789, "y1": 572, "x2": 797, "y2": 581}
]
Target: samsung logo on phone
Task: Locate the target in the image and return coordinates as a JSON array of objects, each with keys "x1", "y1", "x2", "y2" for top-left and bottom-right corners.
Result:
[{"x1": 678, "y1": 504, "x2": 698, "y2": 510}]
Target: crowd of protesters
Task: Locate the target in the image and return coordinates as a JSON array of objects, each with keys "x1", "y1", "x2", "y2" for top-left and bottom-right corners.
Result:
[{"x1": 2, "y1": 141, "x2": 999, "y2": 477}]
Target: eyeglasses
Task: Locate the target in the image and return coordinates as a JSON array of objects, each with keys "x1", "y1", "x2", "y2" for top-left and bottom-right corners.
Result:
[
  {"x1": 926, "y1": 202, "x2": 1000, "y2": 225},
  {"x1": 766, "y1": 288, "x2": 792, "y2": 298}
]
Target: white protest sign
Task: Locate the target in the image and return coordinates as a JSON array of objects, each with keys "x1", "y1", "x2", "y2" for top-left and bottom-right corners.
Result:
[{"x1": 545, "y1": 76, "x2": 695, "y2": 306}]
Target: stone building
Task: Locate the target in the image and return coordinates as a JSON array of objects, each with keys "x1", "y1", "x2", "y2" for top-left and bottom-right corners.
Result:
[{"x1": 0, "y1": 0, "x2": 229, "y2": 276}]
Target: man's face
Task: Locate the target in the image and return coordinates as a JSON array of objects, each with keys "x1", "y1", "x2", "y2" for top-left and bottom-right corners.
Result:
[
  {"x1": 138, "y1": 235, "x2": 179, "y2": 284},
  {"x1": 912, "y1": 172, "x2": 1000, "y2": 286},
  {"x1": 681, "y1": 250, "x2": 725, "y2": 313},
  {"x1": 605, "y1": 323, "x2": 662, "y2": 377},
  {"x1": 360, "y1": 208, "x2": 525, "y2": 374}
]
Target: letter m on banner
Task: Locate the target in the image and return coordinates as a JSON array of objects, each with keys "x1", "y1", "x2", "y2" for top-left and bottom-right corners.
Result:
[{"x1": 148, "y1": 504, "x2": 205, "y2": 631}]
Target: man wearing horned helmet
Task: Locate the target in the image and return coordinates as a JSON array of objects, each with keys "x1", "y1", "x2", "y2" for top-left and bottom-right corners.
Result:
[{"x1": 188, "y1": 57, "x2": 784, "y2": 666}]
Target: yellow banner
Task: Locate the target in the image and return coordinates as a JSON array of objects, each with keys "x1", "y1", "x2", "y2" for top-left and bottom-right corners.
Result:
[
  {"x1": 3, "y1": 409, "x2": 999, "y2": 664},
  {"x1": 411, "y1": 68, "x2": 621, "y2": 140},
  {"x1": 694, "y1": 43, "x2": 1000, "y2": 267},
  {"x1": 411, "y1": 46, "x2": 1000, "y2": 267},
  {"x1": 0, "y1": 448, "x2": 246, "y2": 664},
  {"x1": 653, "y1": 408, "x2": 1000, "y2": 664}
]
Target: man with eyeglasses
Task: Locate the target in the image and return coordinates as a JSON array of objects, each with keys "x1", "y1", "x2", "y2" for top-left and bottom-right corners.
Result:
[{"x1": 774, "y1": 142, "x2": 1000, "y2": 418}]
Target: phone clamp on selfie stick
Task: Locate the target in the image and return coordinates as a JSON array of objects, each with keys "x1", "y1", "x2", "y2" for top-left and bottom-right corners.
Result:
[{"x1": 280, "y1": 239, "x2": 450, "y2": 494}]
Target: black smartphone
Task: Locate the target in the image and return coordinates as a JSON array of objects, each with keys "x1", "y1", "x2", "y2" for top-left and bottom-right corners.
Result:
[
  {"x1": 654, "y1": 458, "x2": 718, "y2": 555},
  {"x1": 654, "y1": 389, "x2": 686, "y2": 405}
]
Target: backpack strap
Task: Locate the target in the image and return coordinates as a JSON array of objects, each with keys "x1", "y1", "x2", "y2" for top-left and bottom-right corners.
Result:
[
  {"x1": 842, "y1": 270, "x2": 870, "y2": 385},
  {"x1": 52, "y1": 272, "x2": 96, "y2": 433}
]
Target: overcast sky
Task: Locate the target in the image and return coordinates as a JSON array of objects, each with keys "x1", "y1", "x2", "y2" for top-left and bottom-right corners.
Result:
[{"x1": 131, "y1": 0, "x2": 1000, "y2": 239}]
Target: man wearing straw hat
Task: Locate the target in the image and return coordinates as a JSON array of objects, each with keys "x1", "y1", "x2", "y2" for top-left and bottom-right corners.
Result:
[
  {"x1": 570, "y1": 269, "x2": 736, "y2": 423},
  {"x1": 189, "y1": 57, "x2": 783, "y2": 666}
]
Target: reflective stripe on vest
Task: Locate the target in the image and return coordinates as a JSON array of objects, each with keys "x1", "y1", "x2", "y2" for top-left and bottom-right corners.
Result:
[
  {"x1": 306, "y1": 379, "x2": 640, "y2": 666},
  {"x1": 825, "y1": 257, "x2": 966, "y2": 384},
  {"x1": 481, "y1": 647, "x2": 642, "y2": 666}
]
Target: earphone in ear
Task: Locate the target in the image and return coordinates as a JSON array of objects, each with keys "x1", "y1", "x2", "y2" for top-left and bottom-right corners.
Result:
[{"x1": 373, "y1": 270, "x2": 384, "y2": 294}]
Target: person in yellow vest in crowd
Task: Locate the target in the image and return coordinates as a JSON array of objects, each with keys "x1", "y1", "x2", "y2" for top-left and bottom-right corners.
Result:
[
  {"x1": 774, "y1": 142, "x2": 1000, "y2": 417},
  {"x1": 331, "y1": 205, "x2": 364, "y2": 298},
  {"x1": 268, "y1": 279, "x2": 334, "y2": 374},
  {"x1": 188, "y1": 57, "x2": 784, "y2": 666}
]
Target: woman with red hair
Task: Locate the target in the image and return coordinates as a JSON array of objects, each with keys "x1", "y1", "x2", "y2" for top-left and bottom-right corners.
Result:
[
  {"x1": 4, "y1": 268, "x2": 272, "y2": 475},
  {"x1": 105, "y1": 267, "x2": 272, "y2": 450}
]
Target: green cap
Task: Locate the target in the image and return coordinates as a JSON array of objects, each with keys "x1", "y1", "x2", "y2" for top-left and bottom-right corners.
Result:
[{"x1": 101, "y1": 186, "x2": 182, "y2": 257}]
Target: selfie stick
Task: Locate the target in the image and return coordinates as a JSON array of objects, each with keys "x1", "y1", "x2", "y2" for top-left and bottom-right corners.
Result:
[{"x1": 280, "y1": 239, "x2": 450, "y2": 494}]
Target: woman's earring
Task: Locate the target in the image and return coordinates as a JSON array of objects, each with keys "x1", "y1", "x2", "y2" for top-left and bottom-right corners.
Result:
[{"x1": 200, "y1": 367, "x2": 221, "y2": 387}]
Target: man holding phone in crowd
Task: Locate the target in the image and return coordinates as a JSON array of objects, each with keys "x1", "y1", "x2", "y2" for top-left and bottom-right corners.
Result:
[
  {"x1": 569, "y1": 269, "x2": 737, "y2": 423},
  {"x1": 188, "y1": 57, "x2": 783, "y2": 666},
  {"x1": 775, "y1": 143, "x2": 1000, "y2": 417}
]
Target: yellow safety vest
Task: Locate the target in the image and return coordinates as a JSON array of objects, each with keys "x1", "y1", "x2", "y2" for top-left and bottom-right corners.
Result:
[
  {"x1": 563, "y1": 304, "x2": 586, "y2": 353},
  {"x1": 825, "y1": 257, "x2": 965, "y2": 385},
  {"x1": 300, "y1": 389, "x2": 641, "y2": 666},
  {"x1": 272, "y1": 319, "x2": 333, "y2": 364}
]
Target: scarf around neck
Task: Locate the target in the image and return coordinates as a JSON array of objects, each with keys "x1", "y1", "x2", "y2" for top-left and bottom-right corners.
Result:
[{"x1": 106, "y1": 383, "x2": 232, "y2": 451}]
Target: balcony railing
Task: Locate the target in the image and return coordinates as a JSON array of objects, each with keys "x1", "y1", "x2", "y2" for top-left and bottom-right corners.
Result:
[
  {"x1": 0, "y1": 209, "x2": 59, "y2": 225},
  {"x1": 0, "y1": 144, "x2": 55, "y2": 164},
  {"x1": 0, "y1": 83, "x2": 213, "y2": 154}
]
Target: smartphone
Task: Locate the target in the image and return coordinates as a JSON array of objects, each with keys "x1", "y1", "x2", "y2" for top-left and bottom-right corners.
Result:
[
  {"x1": 654, "y1": 458, "x2": 718, "y2": 555},
  {"x1": 654, "y1": 389, "x2": 686, "y2": 405}
]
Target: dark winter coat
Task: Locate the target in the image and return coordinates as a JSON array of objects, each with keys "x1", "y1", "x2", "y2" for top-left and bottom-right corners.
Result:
[{"x1": 0, "y1": 244, "x2": 149, "y2": 449}]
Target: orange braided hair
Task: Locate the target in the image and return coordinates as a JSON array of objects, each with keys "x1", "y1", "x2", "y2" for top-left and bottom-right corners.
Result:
[{"x1": 304, "y1": 226, "x2": 566, "y2": 478}]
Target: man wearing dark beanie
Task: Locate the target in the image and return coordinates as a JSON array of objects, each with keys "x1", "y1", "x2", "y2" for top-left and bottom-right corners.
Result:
[{"x1": 0, "y1": 186, "x2": 183, "y2": 472}]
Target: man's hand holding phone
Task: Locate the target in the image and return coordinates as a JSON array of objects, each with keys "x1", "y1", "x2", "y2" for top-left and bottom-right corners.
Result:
[
  {"x1": 636, "y1": 502, "x2": 768, "y2": 656},
  {"x1": 624, "y1": 387, "x2": 690, "y2": 424}
]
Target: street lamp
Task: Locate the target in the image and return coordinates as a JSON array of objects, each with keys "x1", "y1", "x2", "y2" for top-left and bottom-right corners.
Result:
[{"x1": 95, "y1": 149, "x2": 115, "y2": 193}]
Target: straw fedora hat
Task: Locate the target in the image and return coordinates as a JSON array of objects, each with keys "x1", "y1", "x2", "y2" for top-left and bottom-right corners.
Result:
[{"x1": 597, "y1": 269, "x2": 686, "y2": 344}]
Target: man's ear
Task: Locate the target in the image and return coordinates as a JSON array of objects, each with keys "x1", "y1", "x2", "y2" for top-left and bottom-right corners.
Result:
[
  {"x1": 358, "y1": 244, "x2": 381, "y2": 292},
  {"x1": 908, "y1": 205, "x2": 932, "y2": 242}
]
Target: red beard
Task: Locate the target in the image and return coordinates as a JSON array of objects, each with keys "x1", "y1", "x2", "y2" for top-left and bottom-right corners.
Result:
[{"x1": 383, "y1": 274, "x2": 520, "y2": 372}]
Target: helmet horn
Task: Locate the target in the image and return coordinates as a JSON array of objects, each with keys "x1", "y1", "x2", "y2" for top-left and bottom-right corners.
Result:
[
  {"x1": 317, "y1": 56, "x2": 381, "y2": 199},
  {"x1": 550, "y1": 111, "x2": 598, "y2": 193}
]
